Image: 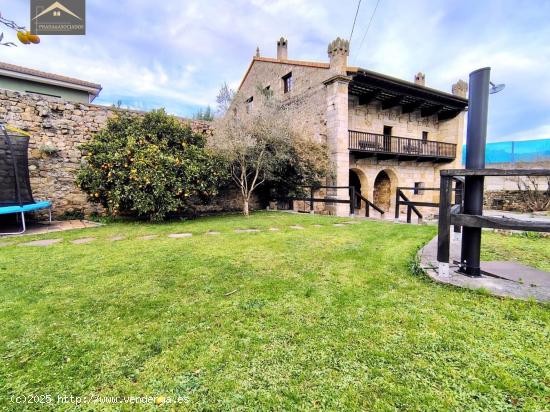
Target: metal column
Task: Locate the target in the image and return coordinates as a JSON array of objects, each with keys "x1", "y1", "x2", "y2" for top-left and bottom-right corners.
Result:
[{"x1": 460, "y1": 67, "x2": 490, "y2": 276}]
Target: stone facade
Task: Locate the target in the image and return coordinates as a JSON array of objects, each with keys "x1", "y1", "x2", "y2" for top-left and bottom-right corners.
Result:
[
  {"x1": 232, "y1": 37, "x2": 468, "y2": 217},
  {"x1": 0, "y1": 89, "x2": 226, "y2": 217}
]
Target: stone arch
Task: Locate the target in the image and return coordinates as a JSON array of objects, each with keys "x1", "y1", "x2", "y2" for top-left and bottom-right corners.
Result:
[
  {"x1": 349, "y1": 168, "x2": 368, "y2": 210},
  {"x1": 373, "y1": 168, "x2": 399, "y2": 212}
]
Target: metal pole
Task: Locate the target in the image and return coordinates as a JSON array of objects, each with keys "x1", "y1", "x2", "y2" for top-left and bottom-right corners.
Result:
[{"x1": 460, "y1": 67, "x2": 490, "y2": 276}]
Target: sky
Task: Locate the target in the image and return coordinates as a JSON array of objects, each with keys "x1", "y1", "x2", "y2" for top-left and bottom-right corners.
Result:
[{"x1": 1, "y1": 0, "x2": 550, "y2": 142}]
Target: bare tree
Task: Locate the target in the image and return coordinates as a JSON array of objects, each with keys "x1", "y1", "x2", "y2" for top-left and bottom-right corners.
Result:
[
  {"x1": 215, "y1": 82, "x2": 236, "y2": 117},
  {"x1": 210, "y1": 94, "x2": 295, "y2": 215},
  {"x1": 517, "y1": 176, "x2": 550, "y2": 212}
]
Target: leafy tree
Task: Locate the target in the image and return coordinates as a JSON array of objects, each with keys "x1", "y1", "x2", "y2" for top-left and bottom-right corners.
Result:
[
  {"x1": 77, "y1": 109, "x2": 227, "y2": 221},
  {"x1": 211, "y1": 89, "x2": 329, "y2": 215}
]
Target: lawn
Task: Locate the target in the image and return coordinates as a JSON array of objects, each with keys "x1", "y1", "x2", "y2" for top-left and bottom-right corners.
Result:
[{"x1": 0, "y1": 212, "x2": 548, "y2": 411}]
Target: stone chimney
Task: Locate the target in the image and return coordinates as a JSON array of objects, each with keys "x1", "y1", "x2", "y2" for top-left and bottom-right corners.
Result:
[
  {"x1": 414, "y1": 72, "x2": 425, "y2": 86},
  {"x1": 277, "y1": 37, "x2": 288, "y2": 60},
  {"x1": 327, "y1": 37, "x2": 349, "y2": 73},
  {"x1": 452, "y1": 79, "x2": 468, "y2": 98}
]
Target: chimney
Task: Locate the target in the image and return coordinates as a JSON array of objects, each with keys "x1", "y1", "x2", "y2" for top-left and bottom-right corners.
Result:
[
  {"x1": 452, "y1": 79, "x2": 468, "y2": 98},
  {"x1": 414, "y1": 72, "x2": 425, "y2": 86},
  {"x1": 327, "y1": 37, "x2": 349, "y2": 73},
  {"x1": 277, "y1": 37, "x2": 288, "y2": 60}
]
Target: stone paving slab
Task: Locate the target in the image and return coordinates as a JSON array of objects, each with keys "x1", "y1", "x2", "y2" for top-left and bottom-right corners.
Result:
[
  {"x1": 290, "y1": 225, "x2": 304, "y2": 230},
  {"x1": 269, "y1": 227, "x2": 280, "y2": 232},
  {"x1": 234, "y1": 229, "x2": 260, "y2": 233},
  {"x1": 109, "y1": 236, "x2": 125, "y2": 241},
  {"x1": 419, "y1": 233, "x2": 550, "y2": 302},
  {"x1": 71, "y1": 237, "x2": 96, "y2": 245},
  {"x1": 481, "y1": 261, "x2": 550, "y2": 287},
  {"x1": 168, "y1": 233, "x2": 192, "y2": 239},
  {"x1": 206, "y1": 231, "x2": 220, "y2": 235},
  {"x1": 0, "y1": 242, "x2": 12, "y2": 247},
  {"x1": 343, "y1": 221, "x2": 360, "y2": 225},
  {"x1": 0, "y1": 220, "x2": 101, "y2": 238},
  {"x1": 19, "y1": 238, "x2": 62, "y2": 247},
  {"x1": 333, "y1": 223, "x2": 345, "y2": 227},
  {"x1": 138, "y1": 235, "x2": 158, "y2": 240}
]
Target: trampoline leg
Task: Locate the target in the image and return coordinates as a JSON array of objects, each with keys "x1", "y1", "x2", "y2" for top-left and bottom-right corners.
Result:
[
  {"x1": 48, "y1": 207, "x2": 52, "y2": 224},
  {"x1": 21, "y1": 212, "x2": 26, "y2": 233}
]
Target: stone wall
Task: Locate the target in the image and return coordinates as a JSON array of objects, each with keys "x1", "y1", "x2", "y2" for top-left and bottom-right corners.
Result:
[{"x1": 0, "y1": 89, "x2": 243, "y2": 218}]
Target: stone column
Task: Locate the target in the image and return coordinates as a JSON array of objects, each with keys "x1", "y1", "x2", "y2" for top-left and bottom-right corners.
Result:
[{"x1": 324, "y1": 75, "x2": 352, "y2": 216}]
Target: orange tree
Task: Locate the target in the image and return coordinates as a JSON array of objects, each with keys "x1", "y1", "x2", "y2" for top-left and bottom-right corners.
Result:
[
  {"x1": 77, "y1": 109, "x2": 228, "y2": 221},
  {"x1": 0, "y1": 11, "x2": 40, "y2": 46}
]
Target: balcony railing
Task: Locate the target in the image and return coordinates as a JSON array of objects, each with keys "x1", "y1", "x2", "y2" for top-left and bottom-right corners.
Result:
[{"x1": 348, "y1": 130, "x2": 456, "y2": 161}]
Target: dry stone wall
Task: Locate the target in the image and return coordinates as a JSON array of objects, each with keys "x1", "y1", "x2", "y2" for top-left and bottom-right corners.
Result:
[{"x1": 0, "y1": 89, "x2": 250, "y2": 217}]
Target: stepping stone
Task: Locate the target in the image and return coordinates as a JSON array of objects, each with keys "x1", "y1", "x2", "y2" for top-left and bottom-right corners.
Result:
[
  {"x1": 269, "y1": 227, "x2": 280, "y2": 232},
  {"x1": 168, "y1": 233, "x2": 192, "y2": 239},
  {"x1": 19, "y1": 238, "x2": 62, "y2": 247},
  {"x1": 313, "y1": 224, "x2": 323, "y2": 228},
  {"x1": 343, "y1": 221, "x2": 360, "y2": 225},
  {"x1": 71, "y1": 237, "x2": 96, "y2": 245},
  {"x1": 333, "y1": 223, "x2": 345, "y2": 227},
  {"x1": 0, "y1": 242, "x2": 12, "y2": 247},
  {"x1": 109, "y1": 236, "x2": 125, "y2": 241},
  {"x1": 234, "y1": 229, "x2": 260, "y2": 233},
  {"x1": 206, "y1": 231, "x2": 220, "y2": 235},
  {"x1": 290, "y1": 225, "x2": 304, "y2": 230},
  {"x1": 138, "y1": 235, "x2": 158, "y2": 240}
]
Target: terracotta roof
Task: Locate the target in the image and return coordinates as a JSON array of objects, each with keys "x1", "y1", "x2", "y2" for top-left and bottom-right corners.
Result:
[
  {"x1": 238, "y1": 56, "x2": 330, "y2": 91},
  {"x1": 0, "y1": 62, "x2": 102, "y2": 93}
]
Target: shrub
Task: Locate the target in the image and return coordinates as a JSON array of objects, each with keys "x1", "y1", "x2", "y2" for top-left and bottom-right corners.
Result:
[{"x1": 77, "y1": 109, "x2": 227, "y2": 221}]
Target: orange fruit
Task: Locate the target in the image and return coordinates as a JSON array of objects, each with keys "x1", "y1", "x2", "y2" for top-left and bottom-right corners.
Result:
[
  {"x1": 27, "y1": 32, "x2": 40, "y2": 44},
  {"x1": 17, "y1": 31, "x2": 30, "y2": 44}
]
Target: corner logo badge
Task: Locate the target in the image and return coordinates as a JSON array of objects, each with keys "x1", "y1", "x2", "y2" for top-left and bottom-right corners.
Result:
[{"x1": 30, "y1": 0, "x2": 86, "y2": 35}]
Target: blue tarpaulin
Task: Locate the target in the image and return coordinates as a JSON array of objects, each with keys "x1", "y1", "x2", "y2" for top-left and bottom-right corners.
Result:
[{"x1": 462, "y1": 139, "x2": 550, "y2": 164}]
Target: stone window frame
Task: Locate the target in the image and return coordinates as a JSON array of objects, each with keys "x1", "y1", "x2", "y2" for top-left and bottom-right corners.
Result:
[
  {"x1": 282, "y1": 72, "x2": 293, "y2": 94},
  {"x1": 414, "y1": 181, "x2": 425, "y2": 195},
  {"x1": 245, "y1": 96, "x2": 253, "y2": 114}
]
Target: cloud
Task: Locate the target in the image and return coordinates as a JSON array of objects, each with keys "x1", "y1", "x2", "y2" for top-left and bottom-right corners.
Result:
[{"x1": 1, "y1": 0, "x2": 549, "y2": 141}]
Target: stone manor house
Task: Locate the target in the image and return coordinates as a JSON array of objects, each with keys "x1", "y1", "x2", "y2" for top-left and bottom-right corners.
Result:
[{"x1": 233, "y1": 37, "x2": 468, "y2": 216}]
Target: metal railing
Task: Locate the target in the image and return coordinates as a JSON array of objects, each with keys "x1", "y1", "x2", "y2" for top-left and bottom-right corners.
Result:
[{"x1": 349, "y1": 130, "x2": 456, "y2": 159}]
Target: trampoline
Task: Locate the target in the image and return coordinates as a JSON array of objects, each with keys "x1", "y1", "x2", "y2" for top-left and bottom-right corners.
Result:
[{"x1": 1, "y1": 123, "x2": 51, "y2": 235}]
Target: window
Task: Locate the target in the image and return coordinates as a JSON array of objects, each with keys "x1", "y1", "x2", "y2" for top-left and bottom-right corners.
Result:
[
  {"x1": 245, "y1": 96, "x2": 253, "y2": 114},
  {"x1": 282, "y1": 72, "x2": 293, "y2": 93},
  {"x1": 414, "y1": 182, "x2": 425, "y2": 195},
  {"x1": 26, "y1": 90, "x2": 61, "y2": 99},
  {"x1": 422, "y1": 131, "x2": 428, "y2": 143}
]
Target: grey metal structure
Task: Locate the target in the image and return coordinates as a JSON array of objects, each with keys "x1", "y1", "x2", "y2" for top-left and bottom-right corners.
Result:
[{"x1": 460, "y1": 67, "x2": 490, "y2": 276}]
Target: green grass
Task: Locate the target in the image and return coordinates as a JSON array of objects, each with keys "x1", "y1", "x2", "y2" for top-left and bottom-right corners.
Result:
[{"x1": 0, "y1": 212, "x2": 548, "y2": 411}]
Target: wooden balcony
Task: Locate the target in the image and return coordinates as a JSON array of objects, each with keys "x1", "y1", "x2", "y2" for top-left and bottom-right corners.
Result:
[{"x1": 348, "y1": 130, "x2": 456, "y2": 163}]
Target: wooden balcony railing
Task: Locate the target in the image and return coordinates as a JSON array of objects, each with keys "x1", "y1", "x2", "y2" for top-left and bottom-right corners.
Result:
[{"x1": 348, "y1": 130, "x2": 456, "y2": 161}]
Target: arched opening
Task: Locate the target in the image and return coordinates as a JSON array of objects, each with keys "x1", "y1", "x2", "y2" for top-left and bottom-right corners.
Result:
[
  {"x1": 373, "y1": 170, "x2": 392, "y2": 211},
  {"x1": 349, "y1": 169, "x2": 362, "y2": 209}
]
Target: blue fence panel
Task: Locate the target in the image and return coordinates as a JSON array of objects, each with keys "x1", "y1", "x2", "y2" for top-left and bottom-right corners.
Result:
[{"x1": 462, "y1": 138, "x2": 550, "y2": 164}]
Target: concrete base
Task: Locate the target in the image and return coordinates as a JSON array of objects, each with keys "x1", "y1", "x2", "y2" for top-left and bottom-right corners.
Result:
[{"x1": 419, "y1": 233, "x2": 550, "y2": 302}]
